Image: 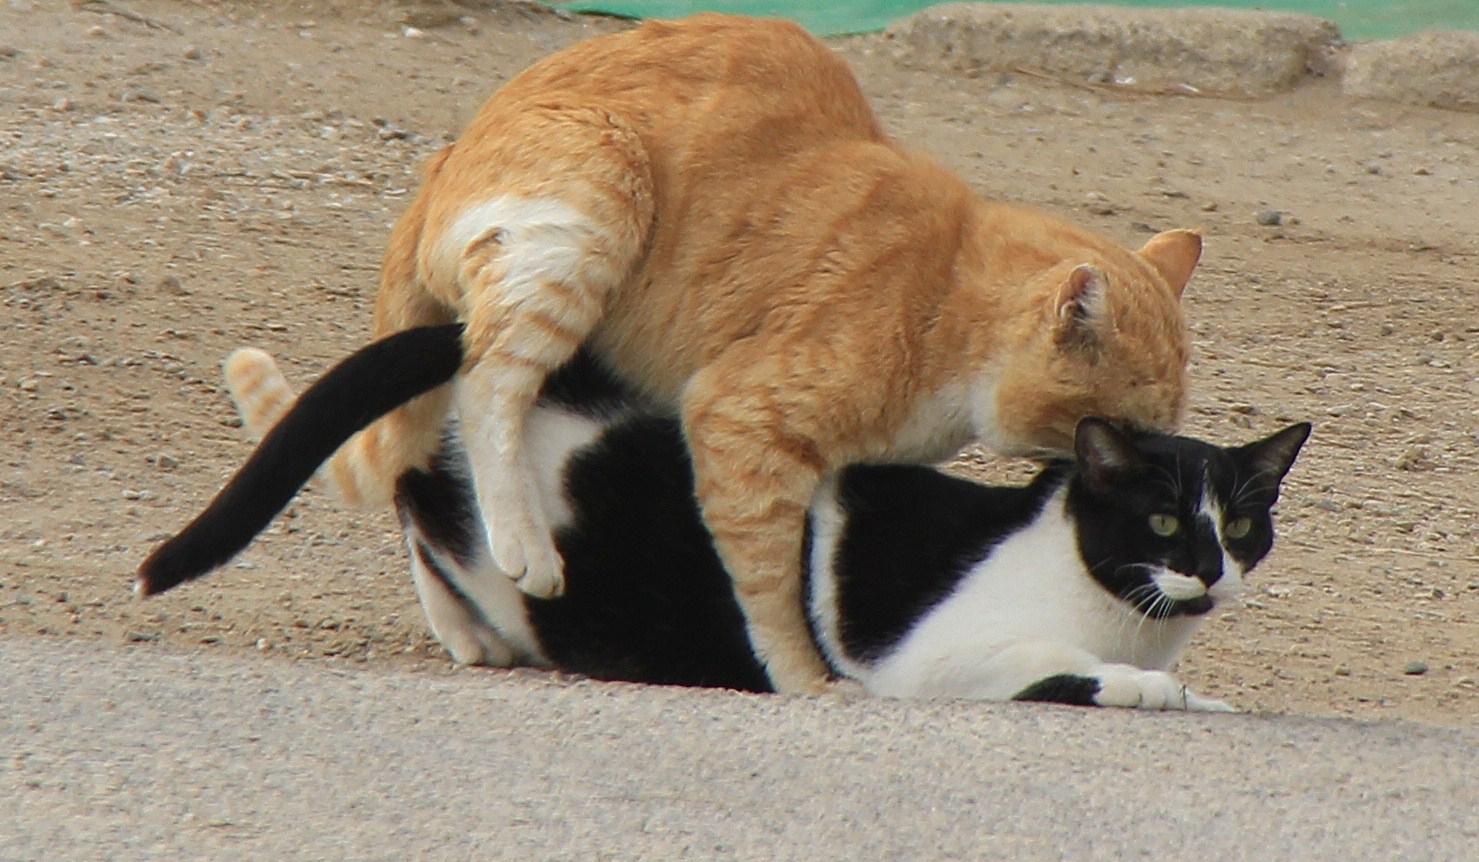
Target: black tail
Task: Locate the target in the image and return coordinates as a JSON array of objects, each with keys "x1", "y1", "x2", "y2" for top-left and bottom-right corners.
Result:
[{"x1": 136, "y1": 324, "x2": 465, "y2": 596}]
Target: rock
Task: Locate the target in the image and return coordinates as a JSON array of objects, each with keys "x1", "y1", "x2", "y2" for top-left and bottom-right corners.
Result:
[
  {"x1": 1403, "y1": 660, "x2": 1429, "y2": 676},
  {"x1": 1344, "y1": 31, "x2": 1479, "y2": 112},
  {"x1": 1256, "y1": 209, "x2": 1284, "y2": 226},
  {"x1": 886, "y1": 4, "x2": 1342, "y2": 95}
]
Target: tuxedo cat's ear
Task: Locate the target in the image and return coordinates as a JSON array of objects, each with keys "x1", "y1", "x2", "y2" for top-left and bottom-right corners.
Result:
[
  {"x1": 1053, "y1": 264, "x2": 1108, "y2": 352},
  {"x1": 1237, "y1": 422, "x2": 1311, "y2": 486},
  {"x1": 1074, "y1": 417, "x2": 1144, "y2": 492},
  {"x1": 1136, "y1": 229, "x2": 1202, "y2": 298}
]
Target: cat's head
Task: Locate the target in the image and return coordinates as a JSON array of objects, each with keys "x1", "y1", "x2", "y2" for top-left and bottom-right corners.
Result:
[
  {"x1": 1068, "y1": 417, "x2": 1311, "y2": 618},
  {"x1": 989, "y1": 229, "x2": 1202, "y2": 458}
]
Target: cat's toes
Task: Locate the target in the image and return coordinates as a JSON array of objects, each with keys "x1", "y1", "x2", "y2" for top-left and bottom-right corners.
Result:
[
  {"x1": 441, "y1": 627, "x2": 515, "y2": 667},
  {"x1": 513, "y1": 536, "x2": 566, "y2": 599},
  {"x1": 485, "y1": 522, "x2": 529, "y2": 582},
  {"x1": 1092, "y1": 666, "x2": 1197, "y2": 711},
  {"x1": 484, "y1": 519, "x2": 565, "y2": 599}
]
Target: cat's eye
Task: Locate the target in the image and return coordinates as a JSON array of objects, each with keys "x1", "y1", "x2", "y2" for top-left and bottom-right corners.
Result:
[
  {"x1": 1225, "y1": 517, "x2": 1254, "y2": 539},
  {"x1": 1148, "y1": 514, "x2": 1180, "y2": 537}
]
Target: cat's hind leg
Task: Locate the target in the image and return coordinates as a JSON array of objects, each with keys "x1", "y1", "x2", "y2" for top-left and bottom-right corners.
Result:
[
  {"x1": 429, "y1": 107, "x2": 654, "y2": 600},
  {"x1": 407, "y1": 538, "x2": 517, "y2": 667}
]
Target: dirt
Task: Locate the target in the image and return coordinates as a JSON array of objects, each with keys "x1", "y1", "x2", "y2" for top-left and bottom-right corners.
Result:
[{"x1": 1, "y1": 0, "x2": 1474, "y2": 728}]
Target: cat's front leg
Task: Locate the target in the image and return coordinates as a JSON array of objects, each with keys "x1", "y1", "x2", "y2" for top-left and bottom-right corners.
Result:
[
  {"x1": 681, "y1": 352, "x2": 838, "y2": 695},
  {"x1": 1015, "y1": 664, "x2": 1234, "y2": 713}
]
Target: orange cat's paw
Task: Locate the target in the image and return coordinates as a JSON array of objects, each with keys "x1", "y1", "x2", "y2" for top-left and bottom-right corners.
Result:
[
  {"x1": 481, "y1": 476, "x2": 566, "y2": 599},
  {"x1": 755, "y1": 642, "x2": 833, "y2": 695}
]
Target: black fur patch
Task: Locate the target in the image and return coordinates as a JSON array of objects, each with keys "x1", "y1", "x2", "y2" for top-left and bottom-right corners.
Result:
[
  {"x1": 524, "y1": 414, "x2": 774, "y2": 691},
  {"x1": 1011, "y1": 674, "x2": 1102, "y2": 706}
]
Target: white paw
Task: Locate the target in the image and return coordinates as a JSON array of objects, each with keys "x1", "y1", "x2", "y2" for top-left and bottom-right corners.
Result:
[
  {"x1": 480, "y1": 473, "x2": 565, "y2": 599},
  {"x1": 1092, "y1": 665, "x2": 1233, "y2": 712},
  {"x1": 440, "y1": 626, "x2": 516, "y2": 667},
  {"x1": 484, "y1": 518, "x2": 564, "y2": 599}
]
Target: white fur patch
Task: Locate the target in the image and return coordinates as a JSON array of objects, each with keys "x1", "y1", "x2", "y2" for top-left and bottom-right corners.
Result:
[
  {"x1": 434, "y1": 195, "x2": 610, "y2": 306},
  {"x1": 805, "y1": 479, "x2": 865, "y2": 681},
  {"x1": 885, "y1": 382, "x2": 976, "y2": 462},
  {"x1": 1200, "y1": 482, "x2": 1246, "y2": 603},
  {"x1": 1152, "y1": 569, "x2": 1208, "y2": 601}
]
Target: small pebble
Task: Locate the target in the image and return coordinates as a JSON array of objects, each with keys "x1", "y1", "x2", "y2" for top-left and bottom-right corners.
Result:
[
  {"x1": 1402, "y1": 660, "x2": 1429, "y2": 676},
  {"x1": 1255, "y1": 209, "x2": 1283, "y2": 226},
  {"x1": 182, "y1": 45, "x2": 203, "y2": 61}
]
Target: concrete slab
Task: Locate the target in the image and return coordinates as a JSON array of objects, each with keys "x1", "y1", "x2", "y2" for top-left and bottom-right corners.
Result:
[
  {"x1": 3, "y1": 638, "x2": 1475, "y2": 860},
  {"x1": 1344, "y1": 30, "x2": 1479, "y2": 112},
  {"x1": 885, "y1": 2, "x2": 1343, "y2": 95}
]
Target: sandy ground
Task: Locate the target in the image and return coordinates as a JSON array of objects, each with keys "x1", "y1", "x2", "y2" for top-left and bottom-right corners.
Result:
[{"x1": 1, "y1": 1, "x2": 1474, "y2": 728}]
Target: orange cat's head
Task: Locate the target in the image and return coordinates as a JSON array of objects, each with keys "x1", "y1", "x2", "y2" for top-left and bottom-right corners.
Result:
[{"x1": 988, "y1": 229, "x2": 1201, "y2": 458}]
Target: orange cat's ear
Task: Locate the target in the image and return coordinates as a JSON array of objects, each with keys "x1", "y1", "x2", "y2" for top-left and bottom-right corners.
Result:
[
  {"x1": 1053, "y1": 264, "x2": 1107, "y2": 351},
  {"x1": 1136, "y1": 229, "x2": 1202, "y2": 297}
]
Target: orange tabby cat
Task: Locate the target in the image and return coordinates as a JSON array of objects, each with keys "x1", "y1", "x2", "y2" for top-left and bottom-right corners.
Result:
[{"x1": 255, "y1": 15, "x2": 1202, "y2": 692}]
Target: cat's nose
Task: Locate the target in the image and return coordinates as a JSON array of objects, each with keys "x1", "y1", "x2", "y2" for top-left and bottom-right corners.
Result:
[{"x1": 1194, "y1": 517, "x2": 1223, "y2": 585}]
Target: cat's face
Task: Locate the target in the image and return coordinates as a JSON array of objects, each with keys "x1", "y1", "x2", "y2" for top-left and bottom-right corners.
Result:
[
  {"x1": 989, "y1": 230, "x2": 1200, "y2": 457},
  {"x1": 1068, "y1": 419, "x2": 1311, "y2": 619}
]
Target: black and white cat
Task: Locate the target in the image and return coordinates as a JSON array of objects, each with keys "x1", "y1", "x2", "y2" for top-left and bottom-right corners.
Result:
[{"x1": 141, "y1": 325, "x2": 1309, "y2": 711}]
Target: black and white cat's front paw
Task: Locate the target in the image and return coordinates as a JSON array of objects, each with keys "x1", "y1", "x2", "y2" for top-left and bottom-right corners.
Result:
[
  {"x1": 1014, "y1": 665, "x2": 1234, "y2": 713},
  {"x1": 1091, "y1": 665, "x2": 1234, "y2": 712}
]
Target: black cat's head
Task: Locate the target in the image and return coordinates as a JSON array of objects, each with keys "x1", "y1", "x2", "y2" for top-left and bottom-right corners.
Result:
[{"x1": 1068, "y1": 418, "x2": 1310, "y2": 619}]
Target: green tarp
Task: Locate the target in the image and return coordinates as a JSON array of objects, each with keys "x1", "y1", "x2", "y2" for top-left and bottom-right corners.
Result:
[{"x1": 558, "y1": 0, "x2": 1479, "y2": 41}]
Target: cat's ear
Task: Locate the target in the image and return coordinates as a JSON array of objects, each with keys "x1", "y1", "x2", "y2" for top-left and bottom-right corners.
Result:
[
  {"x1": 1053, "y1": 264, "x2": 1108, "y2": 351},
  {"x1": 1074, "y1": 417, "x2": 1144, "y2": 492},
  {"x1": 1236, "y1": 422, "x2": 1311, "y2": 487},
  {"x1": 1136, "y1": 229, "x2": 1202, "y2": 297}
]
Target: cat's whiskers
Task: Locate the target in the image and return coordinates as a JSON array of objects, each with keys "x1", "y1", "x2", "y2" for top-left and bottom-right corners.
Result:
[{"x1": 1113, "y1": 576, "x2": 1168, "y2": 650}]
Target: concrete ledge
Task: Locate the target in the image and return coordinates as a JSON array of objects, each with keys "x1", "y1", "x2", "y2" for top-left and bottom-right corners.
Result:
[
  {"x1": 885, "y1": 3, "x2": 1343, "y2": 95},
  {"x1": 1343, "y1": 30, "x2": 1479, "y2": 111}
]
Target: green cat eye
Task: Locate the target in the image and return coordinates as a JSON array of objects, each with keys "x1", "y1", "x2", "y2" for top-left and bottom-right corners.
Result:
[
  {"x1": 1148, "y1": 514, "x2": 1180, "y2": 537},
  {"x1": 1225, "y1": 517, "x2": 1254, "y2": 539}
]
